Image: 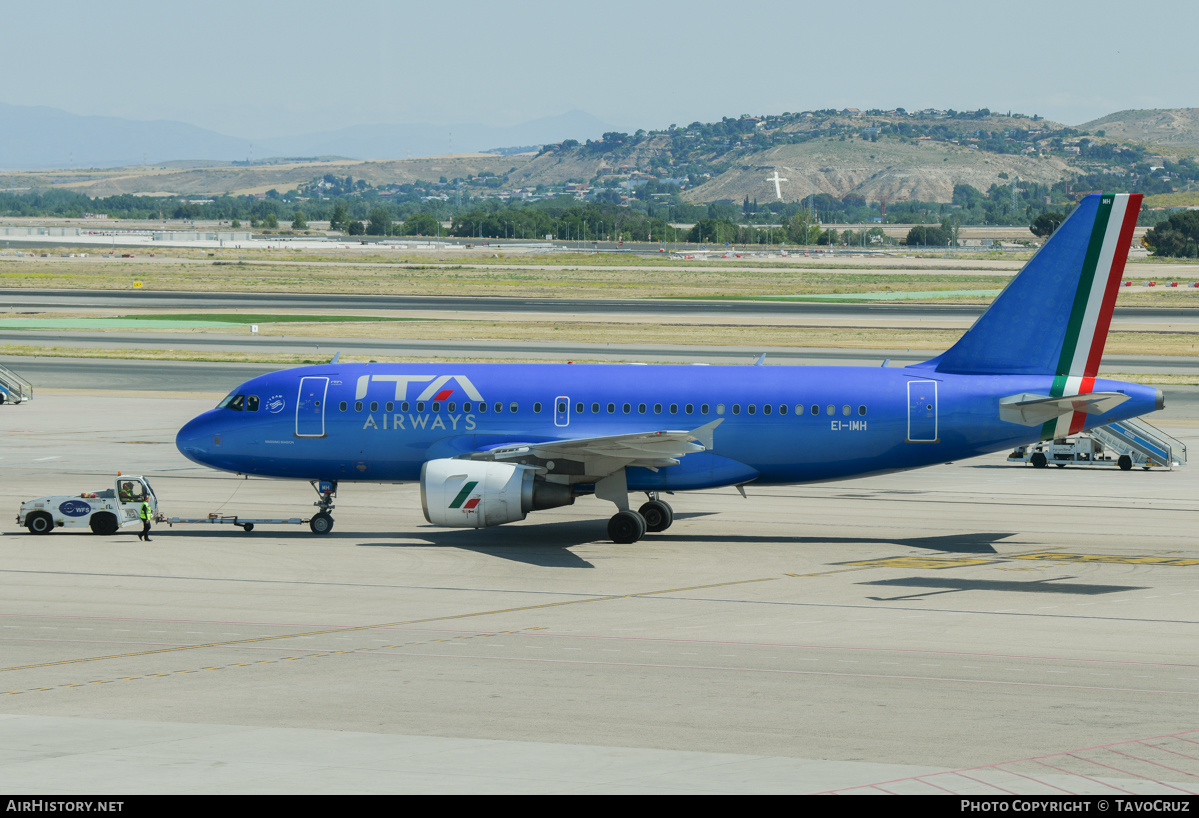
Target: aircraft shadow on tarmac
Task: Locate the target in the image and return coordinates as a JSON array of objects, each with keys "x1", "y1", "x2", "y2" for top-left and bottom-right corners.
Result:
[
  {"x1": 157, "y1": 516, "x2": 1015, "y2": 568},
  {"x1": 859, "y1": 575, "x2": 1148, "y2": 602},
  {"x1": 360, "y1": 519, "x2": 611, "y2": 568},
  {"x1": 659, "y1": 530, "x2": 1017, "y2": 554},
  {"x1": 154, "y1": 525, "x2": 603, "y2": 568}
]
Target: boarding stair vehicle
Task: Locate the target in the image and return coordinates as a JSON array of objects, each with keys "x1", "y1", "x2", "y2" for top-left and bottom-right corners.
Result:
[
  {"x1": 0, "y1": 362, "x2": 32, "y2": 404},
  {"x1": 1008, "y1": 417, "x2": 1186, "y2": 471},
  {"x1": 18, "y1": 475, "x2": 160, "y2": 535}
]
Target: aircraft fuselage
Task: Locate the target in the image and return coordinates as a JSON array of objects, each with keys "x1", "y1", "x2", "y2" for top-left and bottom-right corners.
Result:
[{"x1": 176, "y1": 362, "x2": 1161, "y2": 490}]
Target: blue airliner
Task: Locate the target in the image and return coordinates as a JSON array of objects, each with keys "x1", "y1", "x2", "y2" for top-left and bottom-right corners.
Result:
[{"x1": 176, "y1": 193, "x2": 1160, "y2": 542}]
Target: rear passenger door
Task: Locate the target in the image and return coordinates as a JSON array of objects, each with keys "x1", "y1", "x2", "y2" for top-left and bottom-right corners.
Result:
[{"x1": 907, "y1": 380, "x2": 938, "y2": 443}]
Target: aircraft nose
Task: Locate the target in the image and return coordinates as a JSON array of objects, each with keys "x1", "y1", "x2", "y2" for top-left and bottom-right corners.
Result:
[{"x1": 176, "y1": 411, "x2": 221, "y2": 465}]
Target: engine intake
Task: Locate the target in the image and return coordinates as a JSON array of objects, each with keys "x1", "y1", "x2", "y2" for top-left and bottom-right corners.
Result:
[{"x1": 421, "y1": 459, "x2": 574, "y2": 528}]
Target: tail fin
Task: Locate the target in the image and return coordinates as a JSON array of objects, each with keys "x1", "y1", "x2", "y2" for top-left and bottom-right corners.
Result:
[{"x1": 920, "y1": 192, "x2": 1141, "y2": 377}]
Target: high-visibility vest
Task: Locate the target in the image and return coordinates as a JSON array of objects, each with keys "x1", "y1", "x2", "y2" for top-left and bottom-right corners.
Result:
[{"x1": 140, "y1": 503, "x2": 151, "y2": 521}]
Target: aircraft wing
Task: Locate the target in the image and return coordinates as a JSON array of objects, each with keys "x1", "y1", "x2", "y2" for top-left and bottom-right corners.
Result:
[
  {"x1": 469, "y1": 419, "x2": 723, "y2": 472},
  {"x1": 999, "y1": 392, "x2": 1130, "y2": 426}
]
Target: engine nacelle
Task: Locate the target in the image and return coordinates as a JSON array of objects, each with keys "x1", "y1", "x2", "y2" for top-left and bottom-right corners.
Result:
[{"x1": 421, "y1": 459, "x2": 574, "y2": 528}]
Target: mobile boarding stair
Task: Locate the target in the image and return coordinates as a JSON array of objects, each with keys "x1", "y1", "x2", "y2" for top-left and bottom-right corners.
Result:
[
  {"x1": 0, "y1": 363, "x2": 32, "y2": 404},
  {"x1": 1009, "y1": 417, "x2": 1186, "y2": 471}
]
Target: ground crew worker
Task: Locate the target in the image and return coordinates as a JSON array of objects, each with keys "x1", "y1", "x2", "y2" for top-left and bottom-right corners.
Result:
[{"x1": 139, "y1": 499, "x2": 152, "y2": 542}]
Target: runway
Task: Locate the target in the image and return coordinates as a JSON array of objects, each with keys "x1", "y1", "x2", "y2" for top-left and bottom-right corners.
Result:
[
  {"x1": 6, "y1": 287, "x2": 1199, "y2": 324},
  {"x1": 6, "y1": 343, "x2": 1199, "y2": 403},
  {"x1": 1, "y1": 388, "x2": 1198, "y2": 793}
]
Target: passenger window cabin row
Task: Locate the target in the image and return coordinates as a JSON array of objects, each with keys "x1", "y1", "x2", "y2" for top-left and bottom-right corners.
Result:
[{"x1": 333, "y1": 400, "x2": 868, "y2": 417}]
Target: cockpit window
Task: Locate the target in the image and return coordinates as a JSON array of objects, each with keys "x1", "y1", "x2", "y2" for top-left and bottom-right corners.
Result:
[
  {"x1": 218, "y1": 394, "x2": 245, "y2": 411},
  {"x1": 246, "y1": 395, "x2": 260, "y2": 412}
]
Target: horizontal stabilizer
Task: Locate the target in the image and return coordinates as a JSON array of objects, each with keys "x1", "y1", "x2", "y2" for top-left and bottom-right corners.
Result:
[{"x1": 999, "y1": 392, "x2": 1130, "y2": 427}]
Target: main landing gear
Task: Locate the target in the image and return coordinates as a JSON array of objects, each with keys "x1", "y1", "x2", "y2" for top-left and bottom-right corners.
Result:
[
  {"x1": 309, "y1": 480, "x2": 337, "y2": 535},
  {"x1": 607, "y1": 493, "x2": 674, "y2": 544}
]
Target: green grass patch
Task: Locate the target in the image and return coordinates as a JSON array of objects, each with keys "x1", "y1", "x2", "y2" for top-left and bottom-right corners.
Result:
[
  {"x1": 127, "y1": 313, "x2": 433, "y2": 324},
  {"x1": 671, "y1": 289, "x2": 1002, "y2": 303}
]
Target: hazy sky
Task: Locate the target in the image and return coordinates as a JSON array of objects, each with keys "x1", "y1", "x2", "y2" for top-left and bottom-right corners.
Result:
[{"x1": 6, "y1": 0, "x2": 1195, "y2": 137}]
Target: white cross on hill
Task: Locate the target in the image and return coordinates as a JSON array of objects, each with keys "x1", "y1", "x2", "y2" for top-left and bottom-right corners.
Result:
[{"x1": 767, "y1": 170, "x2": 787, "y2": 199}]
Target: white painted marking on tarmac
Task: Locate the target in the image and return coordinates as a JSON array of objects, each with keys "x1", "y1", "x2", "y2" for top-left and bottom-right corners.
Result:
[{"x1": 33, "y1": 457, "x2": 61, "y2": 462}]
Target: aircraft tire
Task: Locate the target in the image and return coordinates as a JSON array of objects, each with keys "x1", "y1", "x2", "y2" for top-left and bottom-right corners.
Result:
[
  {"x1": 26, "y1": 512, "x2": 53, "y2": 535},
  {"x1": 310, "y1": 512, "x2": 334, "y2": 535},
  {"x1": 1118, "y1": 455, "x2": 1133, "y2": 471},
  {"x1": 638, "y1": 500, "x2": 674, "y2": 532},
  {"x1": 1031, "y1": 452, "x2": 1048, "y2": 468},
  {"x1": 608, "y1": 510, "x2": 646, "y2": 544}
]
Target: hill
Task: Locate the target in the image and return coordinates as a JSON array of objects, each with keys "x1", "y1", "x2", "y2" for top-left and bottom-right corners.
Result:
[
  {"x1": 0, "y1": 102, "x2": 254, "y2": 170},
  {"x1": 6, "y1": 106, "x2": 1198, "y2": 210},
  {"x1": 1079, "y1": 108, "x2": 1199, "y2": 150},
  {"x1": 683, "y1": 136, "x2": 1070, "y2": 205}
]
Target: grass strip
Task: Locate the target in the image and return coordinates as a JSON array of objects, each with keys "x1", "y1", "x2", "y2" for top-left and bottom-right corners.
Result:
[{"x1": 127, "y1": 314, "x2": 434, "y2": 324}]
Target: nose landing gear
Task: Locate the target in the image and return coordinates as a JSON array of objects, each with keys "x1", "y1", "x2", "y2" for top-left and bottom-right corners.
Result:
[{"x1": 309, "y1": 480, "x2": 337, "y2": 535}]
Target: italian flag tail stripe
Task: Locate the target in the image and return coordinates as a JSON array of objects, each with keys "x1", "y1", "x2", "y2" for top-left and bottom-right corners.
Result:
[{"x1": 1041, "y1": 193, "x2": 1141, "y2": 440}]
